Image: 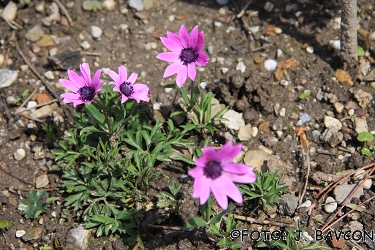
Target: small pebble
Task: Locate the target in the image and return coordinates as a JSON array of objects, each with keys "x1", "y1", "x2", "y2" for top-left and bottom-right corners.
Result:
[
  {"x1": 80, "y1": 41, "x2": 90, "y2": 49},
  {"x1": 44, "y1": 71, "x2": 55, "y2": 80},
  {"x1": 236, "y1": 62, "x2": 246, "y2": 73},
  {"x1": 102, "y1": 0, "x2": 116, "y2": 10},
  {"x1": 363, "y1": 179, "x2": 372, "y2": 190},
  {"x1": 200, "y1": 81, "x2": 207, "y2": 89},
  {"x1": 14, "y1": 148, "x2": 26, "y2": 161},
  {"x1": 16, "y1": 230, "x2": 26, "y2": 238},
  {"x1": 324, "y1": 197, "x2": 337, "y2": 213},
  {"x1": 90, "y1": 26, "x2": 103, "y2": 39},
  {"x1": 264, "y1": 59, "x2": 277, "y2": 71},
  {"x1": 264, "y1": 1, "x2": 274, "y2": 12},
  {"x1": 0, "y1": 54, "x2": 4, "y2": 66},
  {"x1": 306, "y1": 46, "x2": 314, "y2": 54}
]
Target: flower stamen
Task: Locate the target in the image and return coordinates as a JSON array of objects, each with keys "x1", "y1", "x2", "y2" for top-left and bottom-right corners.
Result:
[
  {"x1": 179, "y1": 47, "x2": 198, "y2": 65},
  {"x1": 119, "y1": 82, "x2": 134, "y2": 97},
  {"x1": 78, "y1": 86, "x2": 95, "y2": 101},
  {"x1": 204, "y1": 161, "x2": 223, "y2": 180}
]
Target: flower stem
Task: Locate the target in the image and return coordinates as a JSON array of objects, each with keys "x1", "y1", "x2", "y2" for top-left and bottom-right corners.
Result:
[{"x1": 94, "y1": 99, "x2": 113, "y2": 134}]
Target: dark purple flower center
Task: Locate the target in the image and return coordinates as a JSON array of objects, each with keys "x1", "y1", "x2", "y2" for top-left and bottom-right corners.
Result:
[
  {"x1": 119, "y1": 82, "x2": 134, "y2": 97},
  {"x1": 179, "y1": 47, "x2": 198, "y2": 65},
  {"x1": 203, "y1": 161, "x2": 223, "y2": 180},
  {"x1": 78, "y1": 86, "x2": 95, "y2": 101}
]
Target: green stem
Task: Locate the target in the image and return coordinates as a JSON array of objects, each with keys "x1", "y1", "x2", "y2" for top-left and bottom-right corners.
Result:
[{"x1": 94, "y1": 99, "x2": 113, "y2": 134}]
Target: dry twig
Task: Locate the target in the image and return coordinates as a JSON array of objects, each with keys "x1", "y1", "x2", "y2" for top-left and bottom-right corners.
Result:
[
  {"x1": 233, "y1": 214, "x2": 294, "y2": 227},
  {"x1": 54, "y1": 0, "x2": 73, "y2": 26}
]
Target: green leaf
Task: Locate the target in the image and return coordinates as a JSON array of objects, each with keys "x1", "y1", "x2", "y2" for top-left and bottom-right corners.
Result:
[
  {"x1": 362, "y1": 148, "x2": 372, "y2": 156},
  {"x1": 172, "y1": 156, "x2": 195, "y2": 165},
  {"x1": 178, "y1": 88, "x2": 190, "y2": 105},
  {"x1": 0, "y1": 220, "x2": 11, "y2": 228},
  {"x1": 84, "y1": 103, "x2": 106, "y2": 125},
  {"x1": 210, "y1": 205, "x2": 235, "y2": 224},
  {"x1": 357, "y1": 131, "x2": 374, "y2": 142},
  {"x1": 184, "y1": 217, "x2": 207, "y2": 228},
  {"x1": 357, "y1": 46, "x2": 365, "y2": 57},
  {"x1": 80, "y1": 125, "x2": 100, "y2": 136},
  {"x1": 216, "y1": 238, "x2": 233, "y2": 248},
  {"x1": 209, "y1": 224, "x2": 222, "y2": 237},
  {"x1": 46, "y1": 197, "x2": 60, "y2": 203}
]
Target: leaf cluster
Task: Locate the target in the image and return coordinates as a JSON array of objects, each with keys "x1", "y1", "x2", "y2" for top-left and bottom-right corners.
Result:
[
  {"x1": 239, "y1": 170, "x2": 288, "y2": 210},
  {"x1": 20, "y1": 190, "x2": 59, "y2": 219},
  {"x1": 157, "y1": 182, "x2": 182, "y2": 212}
]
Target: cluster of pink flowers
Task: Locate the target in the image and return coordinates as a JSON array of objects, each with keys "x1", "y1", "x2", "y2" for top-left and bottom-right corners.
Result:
[{"x1": 59, "y1": 24, "x2": 256, "y2": 210}]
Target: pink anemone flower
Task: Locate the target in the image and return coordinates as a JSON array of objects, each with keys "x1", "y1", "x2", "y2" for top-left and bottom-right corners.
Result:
[
  {"x1": 189, "y1": 141, "x2": 256, "y2": 210},
  {"x1": 107, "y1": 65, "x2": 150, "y2": 103},
  {"x1": 156, "y1": 24, "x2": 209, "y2": 88},
  {"x1": 59, "y1": 63, "x2": 103, "y2": 107}
]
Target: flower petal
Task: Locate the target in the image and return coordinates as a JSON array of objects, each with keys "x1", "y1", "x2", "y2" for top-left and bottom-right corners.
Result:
[
  {"x1": 59, "y1": 79, "x2": 79, "y2": 92},
  {"x1": 187, "y1": 63, "x2": 196, "y2": 81},
  {"x1": 163, "y1": 61, "x2": 184, "y2": 78},
  {"x1": 176, "y1": 65, "x2": 188, "y2": 88},
  {"x1": 167, "y1": 31, "x2": 183, "y2": 49},
  {"x1": 156, "y1": 52, "x2": 180, "y2": 62},
  {"x1": 218, "y1": 141, "x2": 242, "y2": 163},
  {"x1": 195, "y1": 176, "x2": 211, "y2": 205},
  {"x1": 211, "y1": 177, "x2": 229, "y2": 210},
  {"x1": 67, "y1": 69, "x2": 85, "y2": 88},
  {"x1": 189, "y1": 165, "x2": 204, "y2": 179},
  {"x1": 220, "y1": 175, "x2": 243, "y2": 204},
  {"x1": 92, "y1": 69, "x2": 103, "y2": 90},
  {"x1": 79, "y1": 63, "x2": 91, "y2": 85},
  {"x1": 178, "y1": 24, "x2": 189, "y2": 48},
  {"x1": 196, "y1": 51, "x2": 209, "y2": 66},
  {"x1": 131, "y1": 84, "x2": 150, "y2": 102},
  {"x1": 60, "y1": 93, "x2": 84, "y2": 107},
  {"x1": 224, "y1": 172, "x2": 257, "y2": 184},
  {"x1": 189, "y1": 25, "x2": 198, "y2": 48},
  {"x1": 160, "y1": 37, "x2": 182, "y2": 52},
  {"x1": 120, "y1": 95, "x2": 129, "y2": 104},
  {"x1": 196, "y1": 31, "x2": 205, "y2": 51},
  {"x1": 194, "y1": 147, "x2": 216, "y2": 167},
  {"x1": 118, "y1": 65, "x2": 128, "y2": 83},
  {"x1": 107, "y1": 69, "x2": 121, "y2": 85},
  {"x1": 223, "y1": 163, "x2": 254, "y2": 175},
  {"x1": 128, "y1": 73, "x2": 138, "y2": 84}
]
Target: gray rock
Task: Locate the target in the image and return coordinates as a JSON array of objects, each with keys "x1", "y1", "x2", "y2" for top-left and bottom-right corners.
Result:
[
  {"x1": 333, "y1": 184, "x2": 364, "y2": 204},
  {"x1": 129, "y1": 0, "x2": 144, "y2": 11},
  {"x1": 238, "y1": 124, "x2": 252, "y2": 141},
  {"x1": 14, "y1": 148, "x2": 26, "y2": 161},
  {"x1": 324, "y1": 116, "x2": 342, "y2": 130},
  {"x1": 30, "y1": 103, "x2": 58, "y2": 119},
  {"x1": 354, "y1": 89, "x2": 372, "y2": 109},
  {"x1": 25, "y1": 25, "x2": 44, "y2": 42},
  {"x1": 312, "y1": 130, "x2": 321, "y2": 143},
  {"x1": 244, "y1": 150, "x2": 270, "y2": 172},
  {"x1": 22, "y1": 227, "x2": 43, "y2": 241},
  {"x1": 35, "y1": 174, "x2": 49, "y2": 188},
  {"x1": 324, "y1": 197, "x2": 337, "y2": 213},
  {"x1": 320, "y1": 126, "x2": 343, "y2": 147},
  {"x1": 143, "y1": 0, "x2": 153, "y2": 10},
  {"x1": 0, "y1": 69, "x2": 18, "y2": 89},
  {"x1": 82, "y1": 0, "x2": 102, "y2": 11},
  {"x1": 69, "y1": 224, "x2": 91, "y2": 250},
  {"x1": 316, "y1": 88, "x2": 324, "y2": 101},
  {"x1": 90, "y1": 26, "x2": 102, "y2": 39},
  {"x1": 221, "y1": 110, "x2": 245, "y2": 130},
  {"x1": 355, "y1": 117, "x2": 368, "y2": 133},
  {"x1": 278, "y1": 194, "x2": 299, "y2": 216}
]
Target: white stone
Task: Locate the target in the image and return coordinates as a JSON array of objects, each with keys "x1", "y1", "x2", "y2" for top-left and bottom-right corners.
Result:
[
  {"x1": 251, "y1": 127, "x2": 258, "y2": 137},
  {"x1": 44, "y1": 71, "x2": 54, "y2": 80},
  {"x1": 276, "y1": 49, "x2": 284, "y2": 59},
  {"x1": 6, "y1": 96, "x2": 16, "y2": 105},
  {"x1": 221, "y1": 110, "x2": 245, "y2": 130},
  {"x1": 324, "y1": 197, "x2": 337, "y2": 213},
  {"x1": 69, "y1": 224, "x2": 91, "y2": 250},
  {"x1": 214, "y1": 21, "x2": 222, "y2": 28},
  {"x1": 324, "y1": 116, "x2": 342, "y2": 130},
  {"x1": 0, "y1": 69, "x2": 18, "y2": 89},
  {"x1": 221, "y1": 67, "x2": 229, "y2": 74},
  {"x1": 35, "y1": 1, "x2": 45, "y2": 12},
  {"x1": 14, "y1": 148, "x2": 26, "y2": 161},
  {"x1": 36, "y1": 174, "x2": 49, "y2": 188},
  {"x1": 264, "y1": 59, "x2": 277, "y2": 71},
  {"x1": 27, "y1": 101, "x2": 38, "y2": 111},
  {"x1": 102, "y1": 0, "x2": 116, "y2": 10},
  {"x1": 363, "y1": 179, "x2": 372, "y2": 190},
  {"x1": 129, "y1": 0, "x2": 144, "y2": 11},
  {"x1": 1, "y1": 2, "x2": 17, "y2": 23},
  {"x1": 168, "y1": 15, "x2": 175, "y2": 22},
  {"x1": 164, "y1": 87, "x2": 172, "y2": 93},
  {"x1": 274, "y1": 27, "x2": 282, "y2": 34},
  {"x1": 80, "y1": 41, "x2": 90, "y2": 49},
  {"x1": 236, "y1": 62, "x2": 246, "y2": 73},
  {"x1": 248, "y1": 26, "x2": 259, "y2": 34},
  {"x1": 355, "y1": 117, "x2": 368, "y2": 133},
  {"x1": 279, "y1": 108, "x2": 286, "y2": 117},
  {"x1": 299, "y1": 200, "x2": 311, "y2": 209},
  {"x1": 90, "y1": 26, "x2": 103, "y2": 39},
  {"x1": 153, "y1": 102, "x2": 161, "y2": 110},
  {"x1": 16, "y1": 230, "x2": 26, "y2": 238},
  {"x1": 280, "y1": 80, "x2": 289, "y2": 87},
  {"x1": 238, "y1": 124, "x2": 252, "y2": 141},
  {"x1": 306, "y1": 46, "x2": 314, "y2": 54},
  {"x1": 333, "y1": 102, "x2": 344, "y2": 113},
  {"x1": 30, "y1": 103, "x2": 58, "y2": 119},
  {"x1": 329, "y1": 40, "x2": 340, "y2": 50},
  {"x1": 200, "y1": 81, "x2": 207, "y2": 89}
]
